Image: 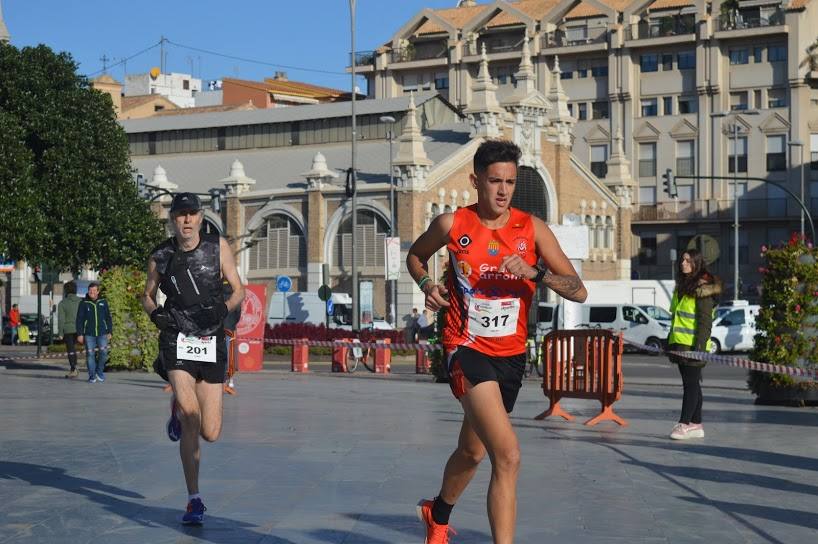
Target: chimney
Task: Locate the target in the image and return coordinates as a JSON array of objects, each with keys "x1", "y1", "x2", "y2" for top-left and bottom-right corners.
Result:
[
  {"x1": 273, "y1": 71, "x2": 288, "y2": 81},
  {"x1": 457, "y1": 0, "x2": 477, "y2": 6}
]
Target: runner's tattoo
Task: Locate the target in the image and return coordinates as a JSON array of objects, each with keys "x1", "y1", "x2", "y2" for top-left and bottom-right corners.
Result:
[{"x1": 542, "y1": 273, "x2": 584, "y2": 301}]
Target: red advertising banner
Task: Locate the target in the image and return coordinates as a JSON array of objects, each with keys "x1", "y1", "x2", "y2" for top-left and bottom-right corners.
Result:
[{"x1": 236, "y1": 284, "x2": 267, "y2": 372}]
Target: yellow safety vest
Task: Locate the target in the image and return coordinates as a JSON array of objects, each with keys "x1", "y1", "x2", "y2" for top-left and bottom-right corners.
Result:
[{"x1": 669, "y1": 292, "x2": 711, "y2": 351}]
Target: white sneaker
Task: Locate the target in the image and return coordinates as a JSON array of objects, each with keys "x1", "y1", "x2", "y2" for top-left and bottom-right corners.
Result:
[{"x1": 670, "y1": 423, "x2": 704, "y2": 440}]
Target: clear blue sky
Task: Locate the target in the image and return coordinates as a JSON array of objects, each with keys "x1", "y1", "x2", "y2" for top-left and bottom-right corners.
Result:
[{"x1": 4, "y1": 0, "x2": 458, "y2": 90}]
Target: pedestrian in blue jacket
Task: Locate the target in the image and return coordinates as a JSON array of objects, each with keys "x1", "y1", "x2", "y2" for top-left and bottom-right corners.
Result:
[{"x1": 76, "y1": 282, "x2": 113, "y2": 383}]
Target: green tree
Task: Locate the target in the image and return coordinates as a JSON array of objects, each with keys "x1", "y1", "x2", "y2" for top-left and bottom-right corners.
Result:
[
  {"x1": 749, "y1": 234, "x2": 818, "y2": 396},
  {"x1": 0, "y1": 43, "x2": 163, "y2": 272}
]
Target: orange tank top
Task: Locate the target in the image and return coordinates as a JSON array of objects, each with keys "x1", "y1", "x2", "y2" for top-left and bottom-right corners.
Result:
[{"x1": 443, "y1": 205, "x2": 537, "y2": 357}]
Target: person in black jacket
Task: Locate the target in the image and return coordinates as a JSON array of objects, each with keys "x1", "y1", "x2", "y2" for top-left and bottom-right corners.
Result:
[
  {"x1": 76, "y1": 282, "x2": 113, "y2": 383},
  {"x1": 141, "y1": 192, "x2": 245, "y2": 526},
  {"x1": 667, "y1": 249, "x2": 722, "y2": 440}
]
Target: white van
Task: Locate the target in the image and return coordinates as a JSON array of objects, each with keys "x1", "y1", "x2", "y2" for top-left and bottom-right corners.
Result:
[
  {"x1": 709, "y1": 302, "x2": 760, "y2": 353},
  {"x1": 535, "y1": 302, "x2": 669, "y2": 352}
]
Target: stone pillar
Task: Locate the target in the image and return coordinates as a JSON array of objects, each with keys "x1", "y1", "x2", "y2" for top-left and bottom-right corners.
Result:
[
  {"x1": 302, "y1": 152, "x2": 338, "y2": 291},
  {"x1": 463, "y1": 44, "x2": 506, "y2": 139},
  {"x1": 393, "y1": 92, "x2": 434, "y2": 191},
  {"x1": 220, "y1": 160, "x2": 256, "y2": 254}
]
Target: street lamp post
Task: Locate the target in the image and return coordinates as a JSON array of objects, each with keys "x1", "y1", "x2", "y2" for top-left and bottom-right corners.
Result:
[
  {"x1": 788, "y1": 139, "x2": 805, "y2": 238},
  {"x1": 380, "y1": 115, "x2": 397, "y2": 323},
  {"x1": 711, "y1": 110, "x2": 758, "y2": 301},
  {"x1": 349, "y1": 0, "x2": 359, "y2": 331}
]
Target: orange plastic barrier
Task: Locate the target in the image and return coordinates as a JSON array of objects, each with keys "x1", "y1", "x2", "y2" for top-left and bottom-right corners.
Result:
[
  {"x1": 374, "y1": 338, "x2": 391, "y2": 373},
  {"x1": 534, "y1": 330, "x2": 626, "y2": 427},
  {"x1": 415, "y1": 341, "x2": 431, "y2": 374},
  {"x1": 291, "y1": 338, "x2": 309, "y2": 373},
  {"x1": 332, "y1": 339, "x2": 351, "y2": 373}
]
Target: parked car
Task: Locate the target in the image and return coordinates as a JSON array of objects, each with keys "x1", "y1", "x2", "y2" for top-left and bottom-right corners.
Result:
[
  {"x1": 2, "y1": 313, "x2": 53, "y2": 345},
  {"x1": 709, "y1": 303, "x2": 760, "y2": 353},
  {"x1": 715, "y1": 299, "x2": 754, "y2": 320},
  {"x1": 639, "y1": 305, "x2": 672, "y2": 323},
  {"x1": 536, "y1": 302, "x2": 669, "y2": 353}
]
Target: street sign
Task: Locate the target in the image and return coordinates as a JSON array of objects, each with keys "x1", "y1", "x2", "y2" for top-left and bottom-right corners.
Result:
[
  {"x1": 326, "y1": 299, "x2": 334, "y2": 316},
  {"x1": 385, "y1": 237, "x2": 401, "y2": 280},
  {"x1": 276, "y1": 276, "x2": 292, "y2": 293},
  {"x1": 318, "y1": 284, "x2": 332, "y2": 302}
]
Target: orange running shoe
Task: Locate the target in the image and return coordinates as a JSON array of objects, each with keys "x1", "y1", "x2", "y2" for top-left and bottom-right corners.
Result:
[{"x1": 417, "y1": 499, "x2": 456, "y2": 543}]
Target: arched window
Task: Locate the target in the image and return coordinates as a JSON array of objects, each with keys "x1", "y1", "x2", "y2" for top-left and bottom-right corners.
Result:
[
  {"x1": 585, "y1": 215, "x2": 595, "y2": 249},
  {"x1": 334, "y1": 210, "x2": 389, "y2": 272},
  {"x1": 249, "y1": 215, "x2": 306, "y2": 271},
  {"x1": 511, "y1": 166, "x2": 549, "y2": 222},
  {"x1": 594, "y1": 216, "x2": 603, "y2": 249},
  {"x1": 604, "y1": 217, "x2": 614, "y2": 249}
]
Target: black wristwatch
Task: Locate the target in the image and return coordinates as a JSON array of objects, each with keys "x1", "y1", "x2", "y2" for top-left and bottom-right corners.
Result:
[{"x1": 531, "y1": 265, "x2": 547, "y2": 284}]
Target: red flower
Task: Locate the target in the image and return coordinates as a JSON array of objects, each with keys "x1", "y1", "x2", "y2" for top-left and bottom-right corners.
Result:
[
  {"x1": 758, "y1": 267, "x2": 768, "y2": 274},
  {"x1": 760, "y1": 245, "x2": 768, "y2": 253},
  {"x1": 795, "y1": 304, "x2": 801, "y2": 313},
  {"x1": 775, "y1": 336, "x2": 782, "y2": 344}
]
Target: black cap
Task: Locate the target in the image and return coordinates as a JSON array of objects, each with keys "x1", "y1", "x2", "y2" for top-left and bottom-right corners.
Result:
[{"x1": 170, "y1": 192, "x2": 202, "y2": 214}]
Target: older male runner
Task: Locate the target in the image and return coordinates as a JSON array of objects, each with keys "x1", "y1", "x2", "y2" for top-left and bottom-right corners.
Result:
[
  {"x1": 142, "y1": 192, "x2": 244, "y2": 525},
  {"x1": 407, "y1": 140, "x2": 587, "y2": 544}
]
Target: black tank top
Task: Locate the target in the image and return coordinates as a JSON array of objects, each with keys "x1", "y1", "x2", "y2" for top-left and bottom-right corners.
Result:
[{"x1": 151, "y1": 233, "x2": 223, "y2": 314}]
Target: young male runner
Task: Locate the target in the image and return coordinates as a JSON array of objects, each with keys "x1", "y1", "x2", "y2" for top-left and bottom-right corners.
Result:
[
  {"x1": 406, "y1": 140, "x2": 587, "y2": 543},
  {"x1": 142, "y1": 193, "x2": 244, "y2": 525}
]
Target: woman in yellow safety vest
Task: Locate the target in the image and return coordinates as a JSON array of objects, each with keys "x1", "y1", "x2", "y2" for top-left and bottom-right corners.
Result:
[{"x1": 668, "y1": 248, "x2": 721, "y2": 441}]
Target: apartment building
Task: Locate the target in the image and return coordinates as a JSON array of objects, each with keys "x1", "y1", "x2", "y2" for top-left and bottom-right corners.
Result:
[{"x1": 356, "y1": 0, "x2": 818, "y2": 297}]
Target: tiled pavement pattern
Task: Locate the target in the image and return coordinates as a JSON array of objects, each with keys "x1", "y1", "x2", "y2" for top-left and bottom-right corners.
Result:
[{"x1": 0, "y1": 359, "x2": 816, "y2": 543}]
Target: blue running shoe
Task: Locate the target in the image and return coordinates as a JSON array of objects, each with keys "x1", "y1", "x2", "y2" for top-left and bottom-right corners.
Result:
[
  {"x1": 96, "y1": 374, "x2": 105, "y2": 383},
  {"x1": 88, "y1": 376, "x2": 97, "y2": 384},
  {"x1": 182, "y1": 498, "x2": 206, "y2": 525},
  {"x1": 167, "y1": 396, "x2": 181, "y2": 442}
]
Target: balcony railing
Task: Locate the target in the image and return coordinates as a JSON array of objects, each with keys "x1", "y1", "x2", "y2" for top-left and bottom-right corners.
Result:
[
  {"x1": 717, "y1": 9, "x2": 785, "y2": 31},
  {"x1": 476, "y1": 38, "x2": 525, "y2": 54},
  {"x1": 354, "y1": 51, "x2": 376, "y2": 67},
  {"x1": 634, "y1": 198, "x2": 798, "y2": 222},
  {"x1": 631, "y1": 17, "x2": 696, "y2": 40},
  {"x1": 542, "y1": 29, "x2": 607, "y2": 48},
  {"x1": 390, "y1": 45, "x2": 448, "y2": 63}
]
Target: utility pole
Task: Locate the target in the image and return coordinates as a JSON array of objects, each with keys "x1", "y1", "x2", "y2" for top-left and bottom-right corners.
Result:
[
  {"x1": 160, "y1": 35, "x2": 166, "y2": 73},
  {"x1": 349, "y1": 0, "x2": 359, "y2": 331},
  {"x1": 732, "y1": 122, "x2": 740, "y2": 301}
]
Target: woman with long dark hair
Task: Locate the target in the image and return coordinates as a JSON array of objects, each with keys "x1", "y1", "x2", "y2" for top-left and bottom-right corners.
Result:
[{"x1": 668, "y1": 249, "x2": 722, "y2": 440}]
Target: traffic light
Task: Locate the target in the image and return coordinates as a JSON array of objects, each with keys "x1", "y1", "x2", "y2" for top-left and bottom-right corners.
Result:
[{"x1": 662, "y1": 168, "x2": 677, "y2": 198}]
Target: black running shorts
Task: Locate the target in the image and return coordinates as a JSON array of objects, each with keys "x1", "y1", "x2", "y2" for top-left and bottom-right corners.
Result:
[
  {"x1": 446, "y1": 345, "x2": 526, "y2": 413},
  {"x1": 159, "y1": 329, "x2": 227, "y2": 385}
]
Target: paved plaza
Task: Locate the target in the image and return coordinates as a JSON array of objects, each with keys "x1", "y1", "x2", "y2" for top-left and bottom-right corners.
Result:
[{"x1": 0, "y1": 352, "x2": 816, "y2": 543}]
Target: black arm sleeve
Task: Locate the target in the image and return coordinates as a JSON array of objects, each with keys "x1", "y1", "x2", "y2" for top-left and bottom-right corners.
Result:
[{"x1": 694, "y1": 296, "x2": 714, "y2": 352}]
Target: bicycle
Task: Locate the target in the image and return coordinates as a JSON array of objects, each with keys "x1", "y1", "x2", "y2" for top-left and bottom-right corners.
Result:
[
  {"x1": 524, "y1": 337, "x2": 544, "y2": 378},
  {"x1": 345, "y1": 339, "x2": 374, "y2": 373}
]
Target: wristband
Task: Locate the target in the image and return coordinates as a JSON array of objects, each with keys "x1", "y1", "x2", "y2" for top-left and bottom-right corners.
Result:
[
  {"x1": 532, "y1": 265, "x2": 547, "y2": 284},
  {"x1": 417, "y1": 275, "x2": 431, "y2": 290}
]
